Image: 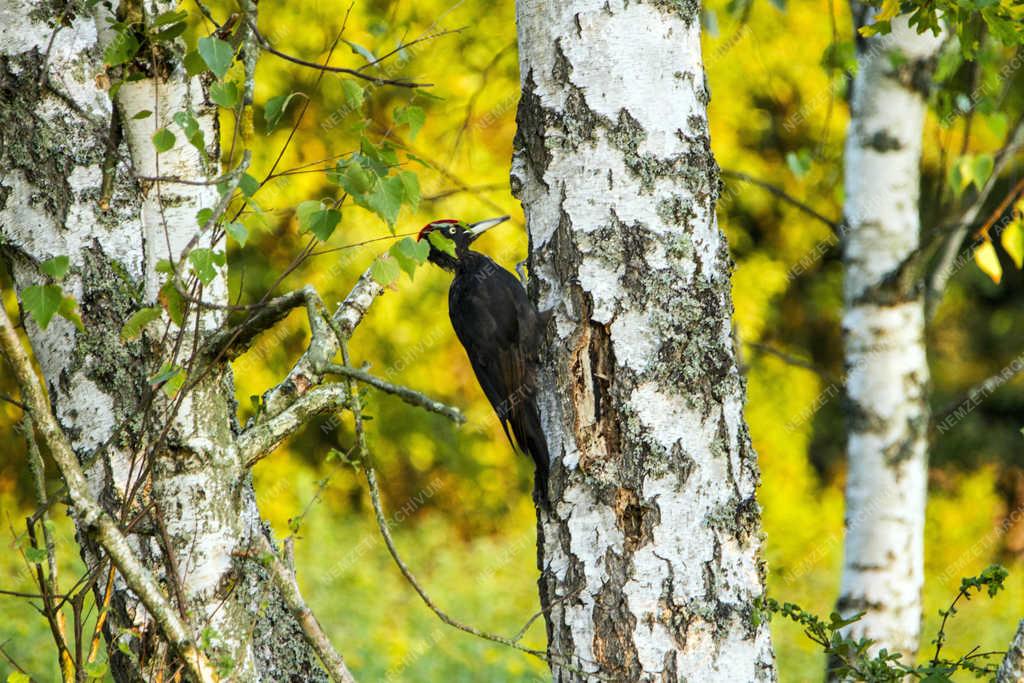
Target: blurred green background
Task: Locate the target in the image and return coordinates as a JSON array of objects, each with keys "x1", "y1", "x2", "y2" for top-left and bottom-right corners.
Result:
[{"x1": 2, "y1": 0, "x2": 1023, "y2": 680}]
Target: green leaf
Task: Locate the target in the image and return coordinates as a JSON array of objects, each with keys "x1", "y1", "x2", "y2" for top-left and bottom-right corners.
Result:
[
  {"x1": 393, "y1": 105, "x2": 425, "y2": 141},
  {"x1": 427, "y1": 231, "x2": 456, "y2": 258},
  {"x1": 343, "y1": 39, "x2": 376, "y2": 63},
  {"x1": 300, "y1": 206, "x2": 341, "y2": 241},
  {"x1": 131, "y1": 109, "x2": 152, "y2": 120},
  {"x1": 986, "y1": 112, "x2": 1009, "y2": 141},
  {"x1": 974, "y1": 240, "x2": 1002, "y2": 283},
  {"x1": 151, "y1": 21, "x2": 186, "y2": 43},
  {"x1": 389, "y1": 242, "x2": 418, "y2": 280},
  {"x1": 149, "y1": 363, "x2": 185, "y2": 397},
  {"x1": 358, "y1": 137, "x2": 398, "y2": 175},
  {"x1": 396, "y1": 235, "x2": 430, "y2": 264},
  {"x1": 153, "y1": 9, "x2": 188, "y2": 25},
  {"x1": 184, "y1": 49, "x2": 207, "y2": 77},
  {"x1": 121, "y1": 307, "x2": 162, "y2": 340},
  {"x1": 370, "y1": 256, "x2": 400, "y2": 286},
  {"x1": 58, "y1": 296, "x2": 84, "y2": 332},
  {"x1": 948, "y1": 158, "x2": 971, "y2": 197},
  {"x1": 21, "y1": 284, "x2": 64, "y2": 329},
  {"x1": 296, "y1": 200, "x2": 324, "y2": 227},
  {"x1": 172, "y1": 110, "x2": 205, "y2": 152},
  {"x1": 1000, "y1": 219, "x2": 1024, "y2": 269},
  {"x1": 25, "y1": 546, "x2": 47, "y2": 563},
  {"x1": 341, "y1": 80, "x2": 364, "y2": 108},
  {"x1": 196, "y1": 207, "x2": 214, "y2": 228},
  {"x1": 104, "y1": 29, "x2": 140, "y2": 66},
  {"x1": 152, "y1": 128, "x2": 176, "y2": 153},
  {"x1": 189, "y1": 248, "x2": 218, "y2": 285},
  {"x1": 225, "y1": 222, "x2": 249, "y2": 246},
  {"x1": 785, "y1": 149, "x2": 812, "y2": 177},
  {"x1": 397, "y1": 171, "x2": 420, "y2": 211},
  {"x1": 40, "y1": 255, "x2": 69, "y2": 279},
  {"x1": 365, "y1": 176, "x2": 404, "y2": 227},
  {"x1": 820, "y1": 41, "x2": 857, "y2": 73},
  {"x1": 84, "y1": 660, "x2": 108, "y2": 679},
  {"x1": 336, "y1": 161, "x2": 372, "y2": 196},
  {"x1": 7, "y1": 672, "x2": 30, "y2": 683},
  {"x1": 159, "y1": 281, "x2": 184, "y2": 325},
  {"x1": 972, "y1": 154, "x2": 994, "y2": 190},
  {"x1": 197, "y1": 36, "x2": 234, "y2": 79},
  {"x1": 238, "y1": 173, "x2": 259, "y2": 197},
  {"x1": 264, "y1": 92, "x2": 304, "y2": 132},
  {"x1": 210, "y1": 81, "x2": 239, "y2": 108}
]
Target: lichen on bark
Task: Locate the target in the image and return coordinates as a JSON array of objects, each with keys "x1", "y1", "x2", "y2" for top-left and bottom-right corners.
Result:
[{"x1": 513, "y1": 0, "x2": 776, "y2": 679}]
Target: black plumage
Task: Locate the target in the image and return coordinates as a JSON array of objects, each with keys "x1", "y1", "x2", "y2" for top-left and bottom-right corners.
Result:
[{"x1": 418, "y1": 217, "x2": 550, "y2": 500}]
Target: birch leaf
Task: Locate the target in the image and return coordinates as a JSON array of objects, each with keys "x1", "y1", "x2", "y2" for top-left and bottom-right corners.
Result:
[
  {"x1": 21, "y1": 285, "x2": 63, "y2": 329},
  {"x1": 40, "y1": 255, "x2": 69, "y2": 279},
  {"x1": 1000, "y1": 219, "x2": 1024, "y2": 269},
  {"x1": 121, "y1": 307, "x2": 162, "y2": 340},
  {"x1": 974, "y1": 240, "x2": 1002, "y2": 283},
  {"x1": 198, "y1": 36, "x2": 234, "y2": 78},
  {"x1": 371, "y1": 256, "x2": 400, "y2": 286}
]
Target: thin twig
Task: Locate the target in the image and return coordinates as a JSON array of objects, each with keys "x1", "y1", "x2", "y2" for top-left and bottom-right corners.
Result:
[
  {"x1": 745, "y1": 341, "x2": 839, "y2": 385},
  {"x1": 720, "y1": 169, "x2": 839, "y2": 233},
  {"x1": 253, "y1": 535, "x2": 357, "y2": 683},
  {"x1": 247, "y1": 21, "x2": 430, "y2": 88},
  {"x1": 0, "y1": 293, "x2": 217, "y2": 682},
  {"x1": 323, "y1": 363, "x2": 464, "y2": 424}
]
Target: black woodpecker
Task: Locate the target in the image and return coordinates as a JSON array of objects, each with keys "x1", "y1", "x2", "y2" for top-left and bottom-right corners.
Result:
[{"x1": 417, "y1": 216, "x2": 550, "y2": 501}]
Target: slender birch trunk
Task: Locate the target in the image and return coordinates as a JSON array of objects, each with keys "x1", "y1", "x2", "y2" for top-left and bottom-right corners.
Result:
[
  {"x1": 0, "y1": 2, "x2": 324, "y2": 679},
  {"x1": 512, "y1": 1, "x2": 776, "y2": 679},
  {"x1": 836, "y1": 7, "x2": 944, "y2": 659}
]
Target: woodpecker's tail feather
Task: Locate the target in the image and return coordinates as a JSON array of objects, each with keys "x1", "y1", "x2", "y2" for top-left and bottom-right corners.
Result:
[{"x1": 505, "y1": 400, "x2": 550, "y2": 510}]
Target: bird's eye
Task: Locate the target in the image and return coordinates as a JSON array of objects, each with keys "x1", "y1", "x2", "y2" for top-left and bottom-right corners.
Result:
[{"x1": 447, "y1": 227, "x2": 456, "y2": 235}]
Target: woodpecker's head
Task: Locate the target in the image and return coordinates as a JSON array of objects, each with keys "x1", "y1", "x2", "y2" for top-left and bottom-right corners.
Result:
[{"x1": 416, "y1": 215, "x2": 509, "y2": 270}]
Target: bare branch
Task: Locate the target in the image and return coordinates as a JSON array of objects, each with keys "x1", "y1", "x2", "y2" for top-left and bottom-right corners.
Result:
[
  {"x1": 248, "y1": 21, "x2": 430, "y2": 88},
  {"x1": 259, "y1": 268, "x2": 383, "y2": 420},
  {"x1": 253, "y1": 535, "x2": 357, "y2": 683},
  {"x1": 744, "y1": 341, "x2": 840, "y2": 385},
  {"x1": 323, "y1": 363, "x2": 464, "y2": 424},
  {"x1": 720, "y1": 168, "x2": 839, "y2": 233},
  {"x1": 335, "y1": 336, "x2": 553, "y2": 665},
  {"x1": 927, "y1": 114, "x2": 1024, "y2": 317},
  {"x1": 933, "y1": 359, "x2": 1024, "y2": 423},
  {"x1": 19, "y1": 416, "x2": 74, "y2": 680},
  {"x1": 240, "y1": 384, "x2": 350, "y2": 468},
  {"x1": 0, "y1": 297, "x2": 217, "y2": 682},
  {"x1": 203, "y1": 287, "x2": 313, "y2": 361}
]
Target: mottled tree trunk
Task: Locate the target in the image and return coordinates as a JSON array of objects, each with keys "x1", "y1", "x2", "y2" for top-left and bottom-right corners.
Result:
[
  {"x1": 0, "y1": 1, "x2": 323, "y2": 679},
  {"x1": 836, "y1": 7, "x2": 943, "y2": 659},
  {"x1": 511, "y1": 0, "x2": 776, "y2": 680},
  {"x1": 998, "y1": 620, "x2": 1024, "y2": 683}
]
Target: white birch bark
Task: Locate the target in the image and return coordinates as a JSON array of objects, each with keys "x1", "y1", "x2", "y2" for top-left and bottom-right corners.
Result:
[
  {"x1": 997, "y1": 620, "x2": 1024, "y2": 683},
  {"x1": 0, "y1": 1, "x2": 324, "y2": 679},
  {"x1": 836, "y1": 8, "x2": 944, "y2": 659},
  {"x1": 512, "y1": 1, "x2": 776, "y2": 679}
]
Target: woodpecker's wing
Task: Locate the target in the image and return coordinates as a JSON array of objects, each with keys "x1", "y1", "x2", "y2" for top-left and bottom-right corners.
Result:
[{"x1": 448, "y1": 254, "x2": 549, "y2": 486}]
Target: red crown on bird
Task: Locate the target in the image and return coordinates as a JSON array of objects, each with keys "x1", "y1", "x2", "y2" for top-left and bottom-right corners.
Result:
[{"x1": 417, "y1": 219, "x2": 459, "y2": 241}]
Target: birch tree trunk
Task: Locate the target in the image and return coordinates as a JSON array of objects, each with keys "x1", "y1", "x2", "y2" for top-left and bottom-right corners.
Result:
[
  {"x1": 997, "y1": 620, "x2": 1024, "y2": 683},
  {"x1": 836, "y1": 7, "x2": 944, "y2": 659},
  {"x1": 511, "y1": 1, "x2": 776, "y2": 679},
  {"x1": 0, "y1": 2, "x2": 324, "y2": 679}
]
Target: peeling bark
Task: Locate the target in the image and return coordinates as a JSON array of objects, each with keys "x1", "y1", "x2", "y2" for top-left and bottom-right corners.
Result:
[
  {"x1": 835, "y1": 7, "x2": 943, "y2": 660},
  {"x1": 512, "y1": 0, "x2": 776, "y2": 679},
  {"x1": 0, "y1": 1, "x2": 324, "y2": 679}
]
